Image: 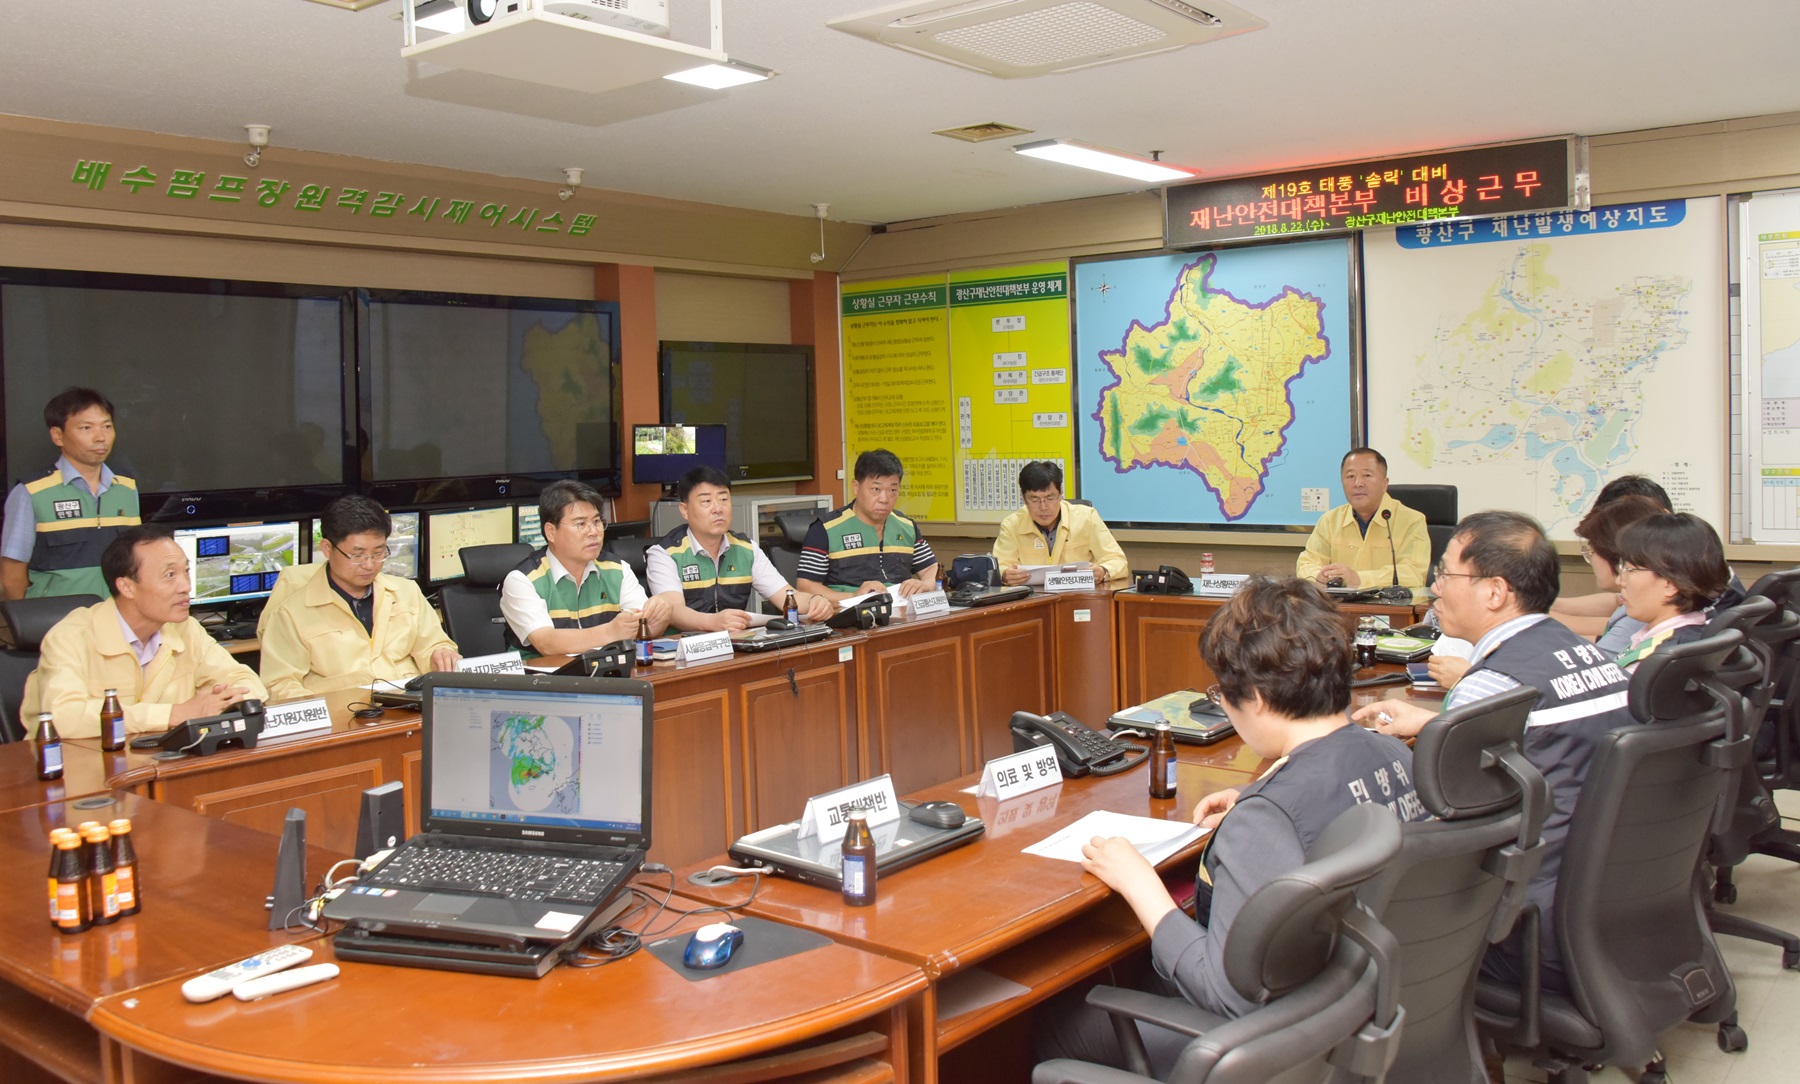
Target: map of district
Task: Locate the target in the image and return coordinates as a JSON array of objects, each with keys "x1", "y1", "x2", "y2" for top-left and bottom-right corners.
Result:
[
  {"x1": 1090, "y1": 253, "x2": 1331, "y2": 520},
  {"x1": 1365, "y1": 201, "x2": 1725, "y2": 538},
  {"x1": 490, "y1": 712, "x2": 580, "y2": 816}
]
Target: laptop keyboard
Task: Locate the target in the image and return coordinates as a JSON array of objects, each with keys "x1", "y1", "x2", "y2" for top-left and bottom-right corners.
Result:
[{"x1": 367, "y1": 840, "x2": 628, "y2": 904}]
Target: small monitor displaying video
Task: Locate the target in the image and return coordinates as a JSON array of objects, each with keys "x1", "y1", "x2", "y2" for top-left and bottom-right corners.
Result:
[
  {"x1": 426, "y1": 505, "x2": 515, "y2": 583},
  {"x1": 175, "y1": 521, "x2": 303, "y2": 605},
  {"x1": 632, "y1": 424, "x2": 727, "y2": 486},
  {"x1": 310, "y1": 510, "x2": 420, "y2": 580}
]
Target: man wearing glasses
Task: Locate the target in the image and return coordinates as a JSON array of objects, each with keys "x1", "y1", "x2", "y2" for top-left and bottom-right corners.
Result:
[
  {"x1": 260, "y1": 495, "x2": 459, "y2": 700},
  {"x1": 1354, "y1": 510, "x2": 1633, "y2": 996},
  {"x1": 992, "y1": 461, "x2": 1128, "y2": 586}
]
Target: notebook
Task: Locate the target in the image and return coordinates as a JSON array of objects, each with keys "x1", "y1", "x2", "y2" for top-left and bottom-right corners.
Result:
[
  {"x1": 322, "y1": 672, "x2": 653, "y2": 948},
  {"x1": 729, "y1": 802, "x2": 985, "y2": 889},
  {"x1": 731, "y1": 624, "x2": 832, "y2": 652}
]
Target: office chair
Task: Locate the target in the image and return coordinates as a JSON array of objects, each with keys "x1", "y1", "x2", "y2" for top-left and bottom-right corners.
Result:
[
  {"x1": 764, "y1": 508, "x2": 817, "y2": 588},
  {"x1": 439, "y1": 543, "x2": 533, "y2": 658},
  {"x1": 1475, "y1": 630, "x2": 1751, "y2": 1084},
  {"x1": 1385, "y1": 484, "x2": 1457, "y2": 571},
  {"x1": 0, "y1": 594, "x2": 100, "y2": 743},
  {"x1": 600, "y1": 535, "x2": 655, "y2": 587},
  {"x1": 1742, "y1": 568, "x2": 1800, "y2": 793},
  {"x1": 1355, "y1": 683, "x2": 1549, "y2": 1084},
  {"x1": 1034, "y1": 803, "x2": 1407, "y2": 1084}
]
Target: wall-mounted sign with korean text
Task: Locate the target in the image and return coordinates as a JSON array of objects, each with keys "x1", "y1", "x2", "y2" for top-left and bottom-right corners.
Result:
[{"x1": 1164, "y1": 136, "x2": 1585, "y2": 247}]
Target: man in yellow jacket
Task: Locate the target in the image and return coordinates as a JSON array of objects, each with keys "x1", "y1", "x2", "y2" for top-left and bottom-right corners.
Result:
[
  {"x1": 259, "y1": 496, "x2": 458, "y2": 701},
  {"x1": 1295, "y1": 448, "x2": 1429, "y2": 588},
  {"x1": 993, "y1": 461, "x2": 1129, "y2": 585},
  {"x1": 23, "y1": 525, "x2": 265, "y2": 738}
]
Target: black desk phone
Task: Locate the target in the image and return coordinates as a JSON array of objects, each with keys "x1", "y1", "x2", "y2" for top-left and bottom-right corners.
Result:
[
  {"x1": 1010, "y1": 711, "x2": 1149, "y2": 777},
  {"x1": 128, "y1": 699, "x2": 266, "y2": 756}
]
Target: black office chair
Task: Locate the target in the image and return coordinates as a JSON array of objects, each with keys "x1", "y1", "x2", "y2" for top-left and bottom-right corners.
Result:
[
  {"x1": 0, "y1": 594, "x2": 100, "y2": 743},
  {"x1": 1743, "y1": 568, "x2": 1800, "y2": 793},
  {"x1": 764, "y1": 508, "x2": 818, "y2": 588},
  {"x1": 601, "y1": 535, "x2": 654, "y2": 587},
  {"x1": 439, "y1": 543, "x2": 533, "y2": 658},
  {"x1": 1355, "y1": 684, "x2": 1549, "y2": 1084},
  {"x1": 1475, "y1": 630, "x2": 1751, "y2": 1084},
  {"x1": 1035, "y1": 803, "x2": 1407, "y2": 1084},
  {"x1": 605, "y1": 518, "x2": 652, "y2": 540},
  {"x1": 1386, "y1": 483, "x2": 1457, "y2": 570}
]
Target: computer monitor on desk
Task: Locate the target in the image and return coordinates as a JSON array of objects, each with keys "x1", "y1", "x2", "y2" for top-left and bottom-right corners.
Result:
[
  {"x1": 310, "y1": 510, "x2": 420, "y2": 580},
  {"x1": 174, "y1": 520, "x2": 302, "y2": 606},
  {"x1": 426, "y1": 505, "x2": 515, "y2": 584}
]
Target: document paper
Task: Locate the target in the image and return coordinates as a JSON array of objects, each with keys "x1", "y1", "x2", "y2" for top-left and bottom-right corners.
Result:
[{"x1": 1024, "y1": 810, "x2": 1208, "y2": 866}]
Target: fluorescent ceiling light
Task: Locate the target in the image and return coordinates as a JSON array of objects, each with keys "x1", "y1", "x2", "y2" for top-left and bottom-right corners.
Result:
[
  {"x1": 664, "y1": 60, "x2": 776, "y2": 89},
  {"x1": 1012, "y1": 138, "x2": 1196, "y2": 182},
  {"x1": 413, "y1": 0, "x2": 466, "y2": 34}
]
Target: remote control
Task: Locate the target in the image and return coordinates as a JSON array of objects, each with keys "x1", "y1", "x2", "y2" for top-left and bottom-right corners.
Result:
[
  {"x1": 181, "y1": 945, "x2": 314, "y2": 1003},
  {"x1": 233, "y1": 962, "x2": 340, "y2": 1001}
]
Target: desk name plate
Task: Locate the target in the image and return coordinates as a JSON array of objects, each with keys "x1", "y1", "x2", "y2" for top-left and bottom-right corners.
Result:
[
  {"x1": 1044, "y1": 570, "x2": 1097, "y2": 592},
  {"x1": 798, "y1": 775, "x2": 902, "y2": 840},
  {"x1": 678, "y1": 631, "x2": 734, "y2": 665},
  {"x1": 977, "y1": 746, "x2": 1063, "y2": 800},
  {"x1": 457, "y1": 651, "x2": 525, "y2": 675},
  {"x1": 909, "y1": 589, "x2": 950, "y2": 617},
  {"x1": 262, "y1": 697, "x2": 332, "y2": 739}
]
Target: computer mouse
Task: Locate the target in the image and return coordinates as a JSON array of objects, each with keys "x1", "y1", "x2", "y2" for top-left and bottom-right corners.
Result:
[
  {"x1": 403, "y1": 675, "x2": 425, "y2": 693},
  {"x1": 765, "y1": 617, "x2": 793, "y2": 631},
  {"x1": 909, "y1": 800, "x2": 967, "y2": 829},
  {"x1": 1326, "y1": 577, "x2": 1345, "y2": 588},
  {"x1": 682, "y1": 922, "x2": 744, "y2": 970}
]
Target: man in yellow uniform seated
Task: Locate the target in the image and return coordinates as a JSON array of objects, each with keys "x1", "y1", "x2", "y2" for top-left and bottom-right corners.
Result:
[
  {"x1": 258, "y1": 496, "x2": 459, "y2": 701},
  {"x1": 23, "y1": 525, "x2": 265, "y2": 738},
  {"x1": 1295, "y1": 447, "x2": 1429, "y2": 588},
  {"x1": 993, "y1": 461, "x2": 1128, "y2": 586}
]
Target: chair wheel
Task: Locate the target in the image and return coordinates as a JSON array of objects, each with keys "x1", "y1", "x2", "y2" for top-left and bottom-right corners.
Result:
[
  {"x1": 1786, "y1": 947, "x2": 1800, "y2": 970},
  {"x1": 1715, "y1": 882, "x2": 1738, "y2": 904},
  {"x1": 1719, "y1": 1022, "x2": 1749, "y2": 1053}
]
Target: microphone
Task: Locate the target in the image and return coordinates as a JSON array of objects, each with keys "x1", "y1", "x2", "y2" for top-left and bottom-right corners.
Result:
[{"x1": 1382, "y1": 508, "x2": 1398, "y2": 588}]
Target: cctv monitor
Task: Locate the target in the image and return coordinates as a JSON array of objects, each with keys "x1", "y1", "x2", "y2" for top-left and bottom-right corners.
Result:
[
  {"x1": 426, "y1": 505, "x2": 516, "y2": 584},
  {"x1": 311, "y1": 510, "x2": 420, "y2": 581},
  {"x1": 631, "y1": 424, "x2": 727, "y2": 488},
  {"x1": 174, "y1": 520, "x2": 304, "y2": 606}
]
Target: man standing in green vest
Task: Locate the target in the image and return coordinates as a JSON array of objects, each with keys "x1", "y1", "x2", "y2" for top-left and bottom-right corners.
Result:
[
  {"x1": 646, "y1": 466, "x2": 837, "y2": 632},
  {"x1": 796, "y1": 448, "x2": 940, "y2": 598},
  {"x1": 499, "y1": 480, "x2": 672, "y2": 658},
  {"x1": 1, "y1": 387, "x2": 140, "y2": 600}
]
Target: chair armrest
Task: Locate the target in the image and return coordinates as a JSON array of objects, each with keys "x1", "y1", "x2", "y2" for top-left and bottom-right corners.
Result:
[
  {"x1": 1032, "y1": 1059, "x2": 1159, "y2": 1084},
  {"x1": 1085, "y1": 985, "x2": 1226, "y2": 1037}
]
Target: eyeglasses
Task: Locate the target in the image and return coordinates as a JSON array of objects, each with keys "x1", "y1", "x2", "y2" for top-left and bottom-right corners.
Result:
[
  {"x1": 1024, "y1": 493, "x2": 1062, "y2": 509},
  {"x1": 1578, "y1": 541, "x2": 1594, "y2": 560},
  {"x1": 1430, "y1": 561, "x2": 1485, "y2": 585},
  {"x1": 1205, "y1": 683, "x2": 1227, "y2": 707},
  {"x1": 1616, "y1": 563, "x2": 1651, "y2": 577},
  {"x1": 333, "y1": 545, "x2": 390, "y2": 566}
]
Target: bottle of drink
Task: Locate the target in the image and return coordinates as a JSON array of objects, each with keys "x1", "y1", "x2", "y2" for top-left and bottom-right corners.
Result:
[
  {"x1": 109, "y1": 819, "x2": 140, "y2": 916},
  {"x1": 99, "y1": 688, "x2": 125, "y2": 752},
  {"x1": 52, "y1": 832, "x2": 89, "y2": 934},
  {"x1": 1200, "y1": 552, "x2": 1215, "y2": 575},
  {"x1": 841, "y1": 814, "x2": 876, "y2": 907},
  {"x1": 635, "y1": 620, "x2": 653, "y2": 667},
  {"x1": 1355, "y1": 617, "x2": 1378, "y2": 669},
  {"x1": 47, "y1": 828, "x2": 75, "y2": 925},
  {"x1": 1149, "y1": 721, "x2": 1178, "y2": 799},
  {"x1": 785, "y1": 590, "x2": 801, "y2": 627},
  {"x1": 75, "y1": 821, "x2": 101, "y2": 871},
  {"x1": 83, "y1": 824, "x2": 119, "y2": 926},
  {"x1": 34, "y1": 712, "x2": 63, "y2": 781}
]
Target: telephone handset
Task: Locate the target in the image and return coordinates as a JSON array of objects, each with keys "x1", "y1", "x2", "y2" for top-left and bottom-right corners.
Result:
[{"x1": 1010, "y1": 710, "x2": 1149, "y2": 778}]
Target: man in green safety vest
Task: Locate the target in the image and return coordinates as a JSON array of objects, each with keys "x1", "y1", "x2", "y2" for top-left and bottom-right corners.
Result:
[
  {"x1": 1, "y1": 387, "x2": 141, "y2": 600},
  {"x1": 796, "y1": 449, "x2": 940, "y2": 598},
  {"x1": 646, "y1": 466, "x2": 837, "y2": 632},
  {"x1": 499, "y1": 480, "x2": 672, "y2": 658}
]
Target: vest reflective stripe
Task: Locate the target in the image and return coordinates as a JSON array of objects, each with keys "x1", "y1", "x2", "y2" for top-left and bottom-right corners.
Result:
[
  {"x1": 820, "y1": 507, "x2": 917, "y2": 587},
  {"x1": 660, "y1": 527, "x2": 756, "y2": 613},
  {"x1": 23, "y1": 470, "x2": 140, "y2": 599},
  {"x1": 507, "y1": 550, "x2": 627, "y2": 658}
]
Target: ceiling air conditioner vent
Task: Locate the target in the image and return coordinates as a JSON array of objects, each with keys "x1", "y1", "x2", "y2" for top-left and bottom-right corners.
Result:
[
  {"x1": 934, "y1": 121, "x2": 1036, "y2": 143},
  {"x1": 830, "y1": 0, "x2": 1265, "y2": 78}
]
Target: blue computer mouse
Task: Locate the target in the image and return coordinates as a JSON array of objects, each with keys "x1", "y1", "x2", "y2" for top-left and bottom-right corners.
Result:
[{"x1": 682, "y1": 922, "x2": 745, "y2": 970}]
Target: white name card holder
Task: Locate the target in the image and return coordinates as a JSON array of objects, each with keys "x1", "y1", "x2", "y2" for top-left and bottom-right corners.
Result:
[
  {"x1": 909, "y1": 589, "x2": 951, "y2": 618},
  {"x1": 797, "y1": 775, "x2": 903, "y2": 841},
  {"x1": 261, "y1": 697, "x2": 333, "y2": 739},
  {"x1": 1195, "y1": 573, "x2": 1250, "y2": 597},
  {"x1": 456, "y1": 651, "x2": 525, "y2": 675},
  {"x1": 977, "y1": 746, "x2": 1064, "y2": 800},
  {"x1": 677, "y1": 631, "x2": 734, "y2": 665},
  {"x1": 1044, "y1": 569, "x2": 1097, "y2": 592}
]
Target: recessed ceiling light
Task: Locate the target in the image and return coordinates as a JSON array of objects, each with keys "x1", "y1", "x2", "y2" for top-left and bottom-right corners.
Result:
[
  {"x1": 664, "y1": 60, "x2": 777, "y2": 89},
  {"x1": 1012, "y1": 138, "x2": 1196, "y2": 182}
]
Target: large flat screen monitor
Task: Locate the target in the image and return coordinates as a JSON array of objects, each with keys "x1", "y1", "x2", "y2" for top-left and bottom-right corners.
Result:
[
  {"x1": 631, "y1": 424, "x2": 727, "y2": 487},
  {"x1": 659, "y1": 341, "x2": 814, "y2": 483},
  {"x1": 174, "y1": 520, "x2": 304, "y2": 606},
  {"x1": 311, "y1": 510, "x2": 420, "y2": 581},
  {"x1": 426, "y1": 505, "x2": 516, "y2": 584},
  {"x1": 361, "y1": 290, "x2": 620, "y2": 506},
  {"x1": 1, "y1": 269, "x2": 353, "y2": 519}
]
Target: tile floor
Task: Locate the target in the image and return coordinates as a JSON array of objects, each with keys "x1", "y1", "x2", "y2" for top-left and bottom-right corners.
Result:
[{"x1": 1502, "y1": 792, "x2": 1800, "y2": 1083}]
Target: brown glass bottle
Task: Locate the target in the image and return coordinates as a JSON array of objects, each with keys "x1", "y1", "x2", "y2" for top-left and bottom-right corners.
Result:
[
  {"x1": 109, "y1": 819, "x2": 141, "y2": 916},
  {"x1": 841, "y1": 814, "x2": 876, "y2": 906},
  {"x1": 83, "y1": 825, "x2": 119, "y2": 926},
  {"x1": 34, "y1": 712, "x2": 63, "y2": 781},
  {"x1": 53, "y1": 833, "x2": 89, "y2": 934},
  {"x1": 47, "y1": 829, "x2": 75, "y2": 925},
  {"x1": 99, "y1": 688, "x2": 125, "y2": 752},
  {"x1": 1149, "y1": 721, "x2": 1178, "y2": 799}
]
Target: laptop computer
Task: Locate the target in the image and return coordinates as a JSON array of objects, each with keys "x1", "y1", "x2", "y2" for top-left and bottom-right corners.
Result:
[
  {"x1": 948, "y1": 583, "x2": 1033, "y2": 608},
  {"x1": 731, "y1": 624, "x2": 832, "y2": 652},
  {"x1": 1107, "y1": 689, "x2": 1236, "y2": 745},
  {"x1": 322, "y1": 672, "x2": 653, "y2": 948},
  {"x1": 728, "y1": 801, "x2": 985, "y2": 889}
]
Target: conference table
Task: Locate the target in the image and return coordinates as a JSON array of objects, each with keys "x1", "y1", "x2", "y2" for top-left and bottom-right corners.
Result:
[{"x1": 0, "y1": 584, "x2": 1430, "y2": 1084}]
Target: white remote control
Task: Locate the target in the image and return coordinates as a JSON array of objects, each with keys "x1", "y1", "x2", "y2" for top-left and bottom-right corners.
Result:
[
  {"x1": 233, "y1": 962, "x2": 340, "y2": 1001},
  {"x1": 181, "y1": 945, "x2": 314, "y2": 1003}
]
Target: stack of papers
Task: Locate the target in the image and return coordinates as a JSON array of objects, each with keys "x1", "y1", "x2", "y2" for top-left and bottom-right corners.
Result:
[{"x1": 1024, "y1": 810, "x2": 1208, "y2": 867}]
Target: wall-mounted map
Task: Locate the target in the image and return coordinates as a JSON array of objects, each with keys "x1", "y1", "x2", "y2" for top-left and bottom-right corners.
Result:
[{"x1": 1073, "y1": 238, "x2": 1354, "y2": 527}]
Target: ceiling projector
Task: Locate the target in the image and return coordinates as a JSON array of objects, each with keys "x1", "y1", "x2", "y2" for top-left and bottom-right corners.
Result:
[{"x1": 543, "y1": 0, "x2": 670, "y2": 36}]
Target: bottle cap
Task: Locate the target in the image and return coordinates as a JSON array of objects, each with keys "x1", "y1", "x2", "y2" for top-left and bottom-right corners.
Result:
[
  {"x1": 37, "y1": 712, "x2": 53, "y2": 722},
  {"x1": 56, "y1": 834, "x2": 81, "y2": 849},
  {"x1": 77, "y1": 821, "x2": 101, "y2": 834},
  {"x1": 49, "y1": 828, "x2": 75, "y2": 842},
  {"x1": 108, "y1": 819, "x2": 132, "y2": 833},
  {"x1": 104, "y1": 688, "x2": 118, "y2": 697},
  {"x1": 82, "y1": 825, "x2": 110, "y2": 842}
]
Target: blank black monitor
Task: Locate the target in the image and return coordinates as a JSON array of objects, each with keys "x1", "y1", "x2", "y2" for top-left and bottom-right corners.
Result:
[
  {"x1": 659, "y1": 342, "x2": 813, "y2": 482},
  {"x1": 631, "y1": 424, "x2": 727, "y2": 487}
]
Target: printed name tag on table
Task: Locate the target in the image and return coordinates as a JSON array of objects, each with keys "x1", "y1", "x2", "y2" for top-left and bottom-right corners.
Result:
[
  {"x1": 262, "y1": 697, "x2": 332, "y2": 738},
  {"x1": 457, "y1": 651, "x2": 525, "y2": 675},
  {"x1": 677, "y1": 631, "x2": 733, "y2": 664},
  {"x1": 1043, "y1": 569, "x2": 1096, "y2": 592},
  {"x1": 909, "y1": 589, "x2": 950, "y2": 617},
  {"x1": 977, "y1": 746, "x2": 1063, "y2": 800},
  {"x1": 798, "y1": 775, "x2": 902, "y2": 840}
]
